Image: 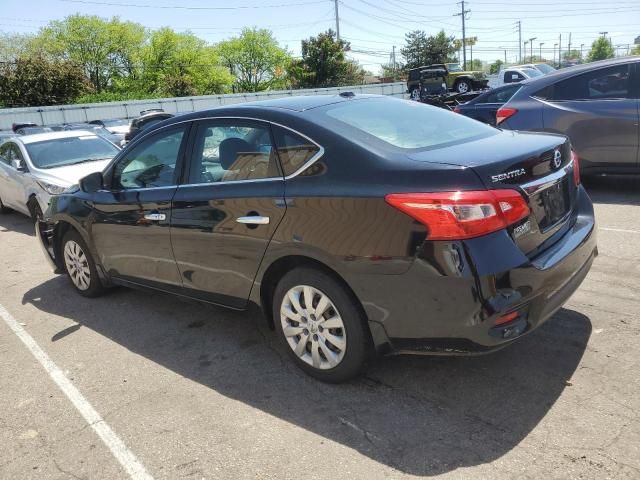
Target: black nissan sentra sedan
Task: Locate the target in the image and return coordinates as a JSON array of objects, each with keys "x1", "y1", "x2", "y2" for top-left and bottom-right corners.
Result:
[{"x1": 37, "y1": 94, "x2": 597, "y2": 382}]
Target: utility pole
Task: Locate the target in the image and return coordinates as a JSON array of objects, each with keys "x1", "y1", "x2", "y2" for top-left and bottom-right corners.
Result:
[
  {"x1": 553, "y1": 43, "x2": 557, "y2": 66},
  {"x1": 539, "y1": 42, "x2": 544, "y2": 61},
  {"x1": 516, "y1": 21, "x2": 522, "y2": 64},
  {"x1": 455, "y1": 1, "x2": 471, "y2": 70},
  {"x1": 334, "y1": 0, "x2": 340, "y2": 41},
  {"x1": 392, "y1": 45, "x2": 397, "y2": 77},
  {"x1": 580, "y1": 43, "x2": 584, "y2": 61},
  {"x1": 524, "y1": 40, "x2": 529, "y2": 62},
  {"x1": 528, "y1": 37, "x2": 536, "y2": 62},
  {"x1": 558, "y1": 33, "x2": 562, "y2": 68},
  {"x1": 567, "y1": 32, "x2": 572, "y2": 59}
]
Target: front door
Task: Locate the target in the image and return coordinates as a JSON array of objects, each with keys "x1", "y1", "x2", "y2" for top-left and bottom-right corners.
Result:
[
  {"x1": 89, "y1": 125, "x2": 190, "y2": 290},
  {"x1": 170, "y1": 119, "x2": 286, "y2": 308},
  {"x1": 0, "y1": 142, "x2": 30, "y2": 214}
]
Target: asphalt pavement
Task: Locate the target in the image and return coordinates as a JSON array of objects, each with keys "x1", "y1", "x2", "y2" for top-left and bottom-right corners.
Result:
[{"x1": 1, "y1": 175, "x2": 639, "y2": 480}]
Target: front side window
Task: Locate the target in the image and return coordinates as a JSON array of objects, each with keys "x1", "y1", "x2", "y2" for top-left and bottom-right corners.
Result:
[
  {"x1": 323, "y1": 98, "x2": 497, "y2": 150},
  {"x1": 551, "y1": 64, "x2": 630, "y2": 101},
  {"x1": 504, "y1": 71, "x2": 525, "y2": 83},
  {"x1": 272, "y1": 126, "x2": 320, "y2": 176},
  {"x1": 447, "y1": 63, "x2": 463, "y2": 72},
  {"x1": 113, "y1": 127, "x2": 185, "y2": 189},
  {"x1": 189, "y1": 121, "x2": 280, "y2": 184},
  {"x1": 0, "y1": 144, "x2": 10, "y2": 164},
  {"x1": 24, "y1": 136, "x2": 119, "y2": 169}
]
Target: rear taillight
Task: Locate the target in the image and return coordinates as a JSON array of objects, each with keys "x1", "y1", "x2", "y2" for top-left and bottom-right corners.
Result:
[
  {"x1": 496, "y1": 107, "x2": 517, "y2": 125},
  {"x1": 385, "y1": 190, "x2": 530, "y2": 240},
  {"x1": 571, "y1": 150, "x2": 580, "y2": 185},
  {"x1": 453, "y1": 106, "x2": 461, "y2": 113}
]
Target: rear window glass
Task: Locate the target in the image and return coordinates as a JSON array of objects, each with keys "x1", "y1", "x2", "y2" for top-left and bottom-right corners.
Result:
[
  {"x1": 479, "y1": 85, "x2": 521, "y2": 104},
  {"x1": 323, "y1": 98, "x2": 497, "y2": 150},
  {"x1": 272, "y1": 126, "x2": 320, "y2": 176},
  {"x1": 544, "y1": 64, "x2": 630, "y2": 101}
]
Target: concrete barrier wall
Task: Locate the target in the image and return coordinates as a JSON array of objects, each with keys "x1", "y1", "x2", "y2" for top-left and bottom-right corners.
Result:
[{"x1": 0, "y1": 82, "x2": 407, "y2": 131}]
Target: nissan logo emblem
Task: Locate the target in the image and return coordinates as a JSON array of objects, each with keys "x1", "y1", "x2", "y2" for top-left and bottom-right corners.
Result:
[{"x1": 552, "y1": 149, "x2": 562, "y2": 169}]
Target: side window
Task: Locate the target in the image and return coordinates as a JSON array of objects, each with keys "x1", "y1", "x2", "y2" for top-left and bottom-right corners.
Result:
[
  {"x1": 113, "y1": 127, "x2": 186, "y2": 189},
  {"x1": 552, "y1": 64, "x2": 630, "y2": 100},
  {"x1": 10, "y1": 144, "x2": 24, "y2": 161},
  {"x1": 189, "y1": 121, "x2": 280, "y2": 184},
  {"x1": 272, "y1": 126, "x2": 321, "y2": 176},
  {"x1": 0, "y1": 144, "x2": 10, "y2": 164}
]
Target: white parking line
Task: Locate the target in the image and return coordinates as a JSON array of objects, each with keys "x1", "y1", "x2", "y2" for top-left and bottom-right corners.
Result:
[
  {"x1": 0, "y1": 303, "x2": 154, "y2": 480},
  {"x1": 600, "y1": 227, "x2": 640, "y2": 235}
]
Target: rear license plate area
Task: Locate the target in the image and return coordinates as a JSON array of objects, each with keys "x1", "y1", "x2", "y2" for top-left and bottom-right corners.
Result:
[{"x1": 533, "y1": 178, "x2": 570, "y2": 231}]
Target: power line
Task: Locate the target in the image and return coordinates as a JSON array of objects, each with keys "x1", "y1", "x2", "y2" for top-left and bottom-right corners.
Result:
[{"x1": 58, "y1": 0, "x2": 327, "y2": 9}]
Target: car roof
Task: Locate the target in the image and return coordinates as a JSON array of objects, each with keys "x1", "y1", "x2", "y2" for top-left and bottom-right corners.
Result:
[
  {"x1": 226, "y1": 93, "x2": 379, "y2": 112},
  {"x1": 15, "y1": 130, "x2": 100, "y2": 145},
  {"x1": 519, "y1": 56, "x2": 638, "y2": 89}
]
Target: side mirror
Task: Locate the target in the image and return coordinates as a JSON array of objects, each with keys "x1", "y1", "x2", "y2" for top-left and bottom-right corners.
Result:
[
  {"x1": 79, "y1": 172, "x2": 104, "y2": 193},
  {"x1": 11, "y1": 159, "x2": 25, "y2": 171}
]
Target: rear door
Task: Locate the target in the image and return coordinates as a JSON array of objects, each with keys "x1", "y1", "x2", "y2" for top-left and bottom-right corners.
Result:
[
  {"x1": 540, "y1": 62, "x2": 637, "y2": 170},
  {"x1": 0, "y1": 142, "x2": 29, "y2": 212},
  {"x1": 90, "y1": 125, "x2": 189, "y2": 289},
  {"x1": 170, "y1": 118, "x2": 286, "y2": 309}
]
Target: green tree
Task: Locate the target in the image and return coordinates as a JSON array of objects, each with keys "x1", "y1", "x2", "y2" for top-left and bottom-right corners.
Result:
[
  {"x1": 631, "y1": 44, "x2": 640, "y2": 55},
  {"x1": 288, "y1": 30, "x2": 363, "y2": 88},
  {"x1": 401, "y1": 30, "x2": 457, "y2": 70},
  {"x1": 0, "y1": 33, "x2": 33, "y2": 63},
  {"x1": 135, "y1": 28, "x2": 232, "y2": 97},
  {"x1": 588, "y1": 37, "x2": 615, "y2": 62},
  {"x1": 562, "y1": 49, "x2": 581, "y2": 61},
  {"x1": 489, "y1": 59, "x2": 503, "y2": 74},
  {"x1": 33, "y1": 14, "x2": 146, "y2": 93},
  {"x1": 218, "y1": 28, "x2": 290, "y2": 92},
  {"x1": 0, "y1": 55, "x2": 88, "y2": 107}
]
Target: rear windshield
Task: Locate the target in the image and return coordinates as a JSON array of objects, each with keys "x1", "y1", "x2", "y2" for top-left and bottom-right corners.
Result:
[
  {"x1": 323, "y1": 98, "x2": 497, "y2": 150},
  {"x1": 25, "y1": 135, "x2": 119, "y2": 169},
  {"x1": 534, "y1": 63, "x2": 555, "y2": 74}
]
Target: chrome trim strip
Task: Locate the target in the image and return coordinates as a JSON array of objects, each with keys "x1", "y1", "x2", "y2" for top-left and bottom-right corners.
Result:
[
  {"x1": 236, "y1": 215, "x2": 270, "y2": 225},
  {"x1": 520, "y1": 160, "x2": 573, "y2": 196}
]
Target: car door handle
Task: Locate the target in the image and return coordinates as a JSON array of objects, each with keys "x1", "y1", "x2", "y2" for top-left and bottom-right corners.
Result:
[
  {"x1": 236, "y1": 215, "x2": 270, "y2": 225},
  {"x1": 144, "y1": 212, "x2": 166, "y2": 221}
]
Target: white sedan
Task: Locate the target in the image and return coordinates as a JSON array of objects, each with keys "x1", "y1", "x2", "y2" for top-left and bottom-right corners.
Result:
[{"x1": 0, "y1": 131, "x2": 120, "y2": 220}]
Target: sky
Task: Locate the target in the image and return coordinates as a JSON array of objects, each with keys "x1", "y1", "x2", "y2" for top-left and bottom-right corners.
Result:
[{"x1": 1, "y1": 0, "x2": 639, "y2": 74}]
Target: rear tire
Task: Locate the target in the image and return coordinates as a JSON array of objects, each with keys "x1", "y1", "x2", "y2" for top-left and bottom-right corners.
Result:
[
  {"x1": 273, "y1": 267, "x2": 370, "y2": 383},
  {"x1": 61, "y1": 230, "x2": 107, "y2": 298}
]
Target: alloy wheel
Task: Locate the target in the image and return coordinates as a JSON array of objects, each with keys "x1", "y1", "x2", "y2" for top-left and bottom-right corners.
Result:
[
  {"x1": 457, "y1": 81, "x2": 470, "y2": 93},
  {"x1": 63, "y1": 240, "x2": 91, "y2": 291},
  {"x1": 280, "y1": 285, "x2": 347, "y2": 370}
]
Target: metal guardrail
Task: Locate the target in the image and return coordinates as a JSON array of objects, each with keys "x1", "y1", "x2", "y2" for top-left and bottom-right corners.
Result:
[{"x1": 0, "y1": 82, "x2": 407, "y2": 131}]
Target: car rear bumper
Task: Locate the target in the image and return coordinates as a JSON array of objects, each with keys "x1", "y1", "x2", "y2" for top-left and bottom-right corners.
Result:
[{"x1": 350, "y1": 186, "x2": 597, "y2": 355}]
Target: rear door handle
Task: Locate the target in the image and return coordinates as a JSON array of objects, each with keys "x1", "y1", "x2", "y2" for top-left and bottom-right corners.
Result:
[
  {"x1": 236, "y1": 215, "x2": 270, "y2": 225},
  {"x1": 144, "y1": 212, "x2": 166, "y2": 221}
]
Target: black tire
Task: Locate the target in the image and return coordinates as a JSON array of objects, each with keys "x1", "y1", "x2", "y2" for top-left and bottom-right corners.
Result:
[
  {"x1": 28, "y1": 200, "x2": 43, "y2": 222},
  {"x1": 273, "y1": 267, "x2": 371, "y2": 383},
  {"x1": 61, "y1": 229, "x2": 107, "y2": 298},
  {"x1": 0, "y1": 196, "x2": 11, "y2": 214},
  {"x1": 455, "y1": 79, "x2": 472, "y2": 93}
]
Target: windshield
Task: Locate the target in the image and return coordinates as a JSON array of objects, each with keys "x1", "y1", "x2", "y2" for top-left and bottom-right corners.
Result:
[
  {"x1": 25, "y1": 135, "x2": 119, "y2": 169},
  {"x1": 534, "y1": 63, "x2": 556, "y2": 74},
  {"x1": 522, "y1": 68, "x2": 543, "y2": 78},
  {"x1": 323, "y1": 98, "x2": 497, "y2": 150},
  {"x1": 446, "y1": 63, "x2": 463, "y2": 72}
]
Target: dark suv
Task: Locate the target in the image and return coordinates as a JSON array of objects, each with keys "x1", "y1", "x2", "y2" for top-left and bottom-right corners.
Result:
[{"x1": 498, "y1": 57, "x2": 640, "y2": 175}]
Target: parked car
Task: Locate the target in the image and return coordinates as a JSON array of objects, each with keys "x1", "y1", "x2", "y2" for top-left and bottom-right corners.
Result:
[
  {"x1": 61, "y1": 123, "x2": 125, "y2": 146},
  {"x1": 124, "y1": 110, "x2": 174, "y2": 143},
  {"x1": 0, "y1": 132, "x2": 17, "y2": 144},
  {"x1": 16, "y1": 126, "x2": 55, "y2": 135},
  {"x1": 0, "y1": 131, "x2": 120, "y2": 220},
  {"x1": 37, "y1": 94, "x2": 596, "y2": 382},
  {"x1": 498, "y1": 56, "x2": 639, "y2": 175},
  {"x1": 408, "y1": 63, "x2": 488, "y2": 95},
  {"x1": 488, "y1": 67, "x2": 543, "y2": 88},
  {"x1": 89, "y1": 118, "x2": 131, "y2": 136},
  {"x1": 454, "y1": 84, "x2": 523, "y2": 125}
]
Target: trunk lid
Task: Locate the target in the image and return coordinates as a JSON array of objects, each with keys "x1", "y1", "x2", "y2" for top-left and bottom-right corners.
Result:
[{"x1": 407, "y1": 130, "x2": 577, "y2": 256}]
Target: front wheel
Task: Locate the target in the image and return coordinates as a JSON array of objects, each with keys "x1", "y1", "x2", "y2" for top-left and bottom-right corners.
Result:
[
  {"x1": 273, "y1": 267, "x2": 370, "y2": 383},
  {"x1": 455, "y1": 79, "x2": 472, "y2": 93},
  {"x1": 62, "y1": 230, "x2": 107, "y2": 297}
]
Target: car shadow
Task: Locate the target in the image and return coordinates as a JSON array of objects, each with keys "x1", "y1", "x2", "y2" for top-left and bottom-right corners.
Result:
[
  {"x1": 0, "y1": 211, "x2": 35, "y2": 236},
  {"x1": 582, "y1": 175, "x2": 640, "y2": 206},
  {"x1": 23, "y1": 277, "x2": 591, "y2": 476}
]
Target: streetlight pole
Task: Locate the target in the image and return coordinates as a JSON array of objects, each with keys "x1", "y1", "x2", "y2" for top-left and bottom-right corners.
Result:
[
  {"x1": 553, "y1": 43, "x2": 558, "y2": 66},
  {"x1": 528, "y1": 37, "x2": 537, "y2": 62},
  {"x1": 524, "y1": 41, "x2": 529, "y2": 62},
  {"x1": 539, "y1": 42, "x2": 544, "y2": 61},
  {"x1": 580, "y1": 43, "x2": 584, "y2": 61}
]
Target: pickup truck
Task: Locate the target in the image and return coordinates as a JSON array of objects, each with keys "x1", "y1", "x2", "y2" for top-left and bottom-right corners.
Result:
[{"x1": 487, "y1": 66, "x2": 544, "y2": 88}]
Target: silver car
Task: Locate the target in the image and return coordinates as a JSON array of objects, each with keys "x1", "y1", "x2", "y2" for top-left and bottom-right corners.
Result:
[{"x1": 0, "y1": 131, "x2": 120, "y2": 220}]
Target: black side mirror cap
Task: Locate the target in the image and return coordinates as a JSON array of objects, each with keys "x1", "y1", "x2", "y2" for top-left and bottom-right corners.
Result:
[{"x1": 79, "y1": 172, "x2": 104, "y2": 193}]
